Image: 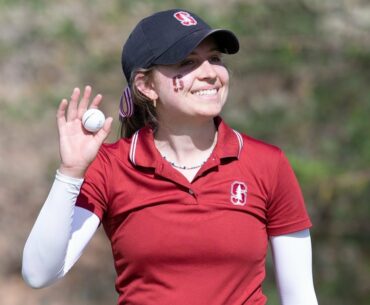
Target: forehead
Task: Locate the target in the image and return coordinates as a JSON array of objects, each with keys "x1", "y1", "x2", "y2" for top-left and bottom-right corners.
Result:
[
  {"x1": 188, "y1": 36, "x2": 220, "y2": 55},
  {"x1": 151, "y1": 37, "x2": 221, "y2": 76},
  {"x1": 158, "y1": 37, "x2": 219, "y2": 68}
]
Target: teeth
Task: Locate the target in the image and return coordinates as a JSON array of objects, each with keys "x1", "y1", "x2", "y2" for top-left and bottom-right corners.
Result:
[{"x1": 193, "y1": 89, "x2": 217, "y2": 96}]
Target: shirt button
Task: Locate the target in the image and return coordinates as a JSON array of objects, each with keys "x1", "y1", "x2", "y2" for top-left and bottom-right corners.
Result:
[{"x1": 188, "y1": 189, "x2": 194, "y2": 195}]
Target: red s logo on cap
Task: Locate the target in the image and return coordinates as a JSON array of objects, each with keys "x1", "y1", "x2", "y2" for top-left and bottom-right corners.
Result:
[{"x1": 173, "y1": 11, "x2": 197, "y2": 26}]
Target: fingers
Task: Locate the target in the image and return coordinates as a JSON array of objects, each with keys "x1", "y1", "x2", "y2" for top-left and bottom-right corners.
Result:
[
  {"x1": 77, "y1": 85, "x2": 92, "y2": 119},
  {"x1": 56, "y1": 98, "x2": 68, "y2": 127},
  {"x1": 66, "y1": 87, "x2": 80, "y2": 121},
  {"x1": 102, "y1": 117, "x2": 114, "y2": 133},
  {"x1": 80, "y1": 85, "x2": 103, "y2": 110},
  {"x1": 62, "y1": 86, "x2": 104, "y2": 121},
  {"x1": 90, "y1": 93, "x2": 103, "y2": 109}
]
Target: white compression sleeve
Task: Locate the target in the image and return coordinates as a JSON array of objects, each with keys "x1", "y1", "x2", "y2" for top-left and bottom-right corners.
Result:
[
  {"x1": 22, "y1": 171, "x2": 100, "y2": 288},
  {"x1": 270, "y1": 229, "x2": 318, "y2": 305}
]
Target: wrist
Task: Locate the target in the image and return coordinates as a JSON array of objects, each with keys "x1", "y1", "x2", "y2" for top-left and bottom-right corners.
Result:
[{"x1": 58, "y1": 165, "x2": 87, "y2": 179}]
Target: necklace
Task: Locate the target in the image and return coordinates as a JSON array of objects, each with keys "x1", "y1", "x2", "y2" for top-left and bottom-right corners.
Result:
[
  {"x1": 163, "y1": 156, "x2": 206, "y2": 170},
  {"x1": 162, "y1": 133, "x2": 218, "y2": 170}
]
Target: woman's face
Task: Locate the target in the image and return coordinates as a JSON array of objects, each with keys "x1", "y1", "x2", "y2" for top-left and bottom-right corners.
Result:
[{"x1": 149, "y1": 37, "x2": 230, "y2": 124}]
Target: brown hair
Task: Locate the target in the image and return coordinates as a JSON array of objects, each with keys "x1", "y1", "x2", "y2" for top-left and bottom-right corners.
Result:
[{"x1": 120, "y1": 67, "x2": 158, "y2": 138}]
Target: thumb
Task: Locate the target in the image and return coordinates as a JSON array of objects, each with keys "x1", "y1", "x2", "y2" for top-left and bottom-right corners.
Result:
[{"x1": 95, "y1": 117, "x2": 113, "y2": 144}]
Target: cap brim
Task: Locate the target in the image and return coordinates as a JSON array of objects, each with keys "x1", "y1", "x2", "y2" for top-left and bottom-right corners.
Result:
[{"x1": 153, "y1": 28, "x2": 239, "y2": 66}]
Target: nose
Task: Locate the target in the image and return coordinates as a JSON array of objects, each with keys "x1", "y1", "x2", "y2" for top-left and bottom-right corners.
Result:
[{"x1": 197, "y1": 60, "x2": 217, "y2": 81}]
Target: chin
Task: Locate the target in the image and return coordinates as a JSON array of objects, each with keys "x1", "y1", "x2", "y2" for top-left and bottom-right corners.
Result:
[
  {"x1": 201, "y1": 103, "x2": 224, "y2": 115},
  {"x1": 194, "y1": 108, "x2": 223, "y2": 119}
]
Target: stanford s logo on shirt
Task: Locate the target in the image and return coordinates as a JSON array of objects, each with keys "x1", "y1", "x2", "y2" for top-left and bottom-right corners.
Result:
[
  {"x1": 173, "y1": 11, "x2": 197, "y2": 26},
  {"x1": 230, "y1": 181, "x2": 247, "y2": 206}
]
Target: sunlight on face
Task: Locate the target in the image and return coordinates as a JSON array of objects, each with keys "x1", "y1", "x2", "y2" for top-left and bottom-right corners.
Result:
[{"x1": 150, "y1": 37, "x2": 230, "y2": 123}]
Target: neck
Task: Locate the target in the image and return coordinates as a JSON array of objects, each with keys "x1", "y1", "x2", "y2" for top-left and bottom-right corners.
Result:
[{"x1": 154, "y1": 118, "x2": 217, "y2": 165}]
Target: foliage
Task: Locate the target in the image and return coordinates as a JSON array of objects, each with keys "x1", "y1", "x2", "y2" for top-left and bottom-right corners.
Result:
[{"x1": 0, "y1": 0, "x2": 369, "y2": 304}]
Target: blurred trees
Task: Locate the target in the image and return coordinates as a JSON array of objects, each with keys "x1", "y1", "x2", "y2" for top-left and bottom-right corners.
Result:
[
  {"x1": 222, "y1": 1, "x2": 370, "y2": 304},
  {"x1": 0, "y1": 0, "x2": 369, "y2": 304}
]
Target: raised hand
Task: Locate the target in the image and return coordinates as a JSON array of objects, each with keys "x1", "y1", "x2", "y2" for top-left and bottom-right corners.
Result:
[{"x1": 57, "y1": 86, "x2": 113, "y2": 178}]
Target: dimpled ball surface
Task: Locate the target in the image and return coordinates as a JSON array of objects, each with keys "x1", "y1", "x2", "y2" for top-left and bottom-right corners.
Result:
[{"x1": 82, "y1": 109, "x2": 105, "y2": 133}]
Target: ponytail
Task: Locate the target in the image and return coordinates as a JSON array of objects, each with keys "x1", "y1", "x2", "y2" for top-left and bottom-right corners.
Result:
[{"x1": 120, "y1": 67, "x2": 158, "y2": 138}]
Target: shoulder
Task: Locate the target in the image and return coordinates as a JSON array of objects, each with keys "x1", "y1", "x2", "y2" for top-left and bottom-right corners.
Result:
[
  {"x1": 239, "y1": 132, "x2": 283, "y2": 160},
  {"x1": 232, "y1": 132, "x2": 291, "y2": 180},
  {"x1": 99, "y1": 137, "x2": 131, "y2": 158},
  {"x1": 237, "y1": 133, "x2": 302, "y2": 198},
  {"x1": 84, "y1": 138, "x2": 134, "y2": 188},
  {"x1": 90, "y1": 137, "x2": 132, "y2": 169}
]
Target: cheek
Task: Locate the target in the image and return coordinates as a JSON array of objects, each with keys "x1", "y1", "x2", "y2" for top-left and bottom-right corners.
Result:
[{"x1": 218, "y1": 66, "x2": 230, "y2": 85}]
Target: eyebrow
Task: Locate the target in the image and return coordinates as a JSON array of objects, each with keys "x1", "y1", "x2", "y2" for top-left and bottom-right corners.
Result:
[{"x1": 188, "y1": 47, "x2": 221, "y2": 56}]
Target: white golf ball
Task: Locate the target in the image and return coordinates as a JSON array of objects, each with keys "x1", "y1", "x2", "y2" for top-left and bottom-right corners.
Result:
[{"x1": 82, "y1": 109, "x2": 105, "y2": 133}]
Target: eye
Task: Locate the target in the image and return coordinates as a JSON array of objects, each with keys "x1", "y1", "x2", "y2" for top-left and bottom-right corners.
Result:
[
  {"x1": 209, "y1": 54, "x2": 222, "y2": 63},
  {"x1": 179, "y1": 59, "x2": 195, "y2": 67}
]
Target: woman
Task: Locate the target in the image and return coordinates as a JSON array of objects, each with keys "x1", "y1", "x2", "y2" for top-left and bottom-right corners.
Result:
[{"x1": 22, "y1": 8, "x2": 318, "y2": 305}]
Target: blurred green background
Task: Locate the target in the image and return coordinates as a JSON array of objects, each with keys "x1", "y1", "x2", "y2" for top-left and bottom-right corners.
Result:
[{"x1": 1, "y1": 0, "x2": 369, "y2": 304}]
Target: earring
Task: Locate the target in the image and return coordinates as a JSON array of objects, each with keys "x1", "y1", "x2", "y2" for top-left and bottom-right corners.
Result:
[{"x1": 152, "y1": 99, "x2": 157, "y2": 108}]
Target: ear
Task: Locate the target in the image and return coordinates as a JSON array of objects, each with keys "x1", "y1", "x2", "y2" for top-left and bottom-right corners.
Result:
[{"x1": 134, "y1": 72, "x2": 158, "y2": 101}]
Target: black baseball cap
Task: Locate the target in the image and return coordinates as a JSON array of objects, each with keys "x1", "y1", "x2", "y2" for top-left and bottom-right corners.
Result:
[{"x1": 121, "y1": 9, "x2": 239, "y2": 84}]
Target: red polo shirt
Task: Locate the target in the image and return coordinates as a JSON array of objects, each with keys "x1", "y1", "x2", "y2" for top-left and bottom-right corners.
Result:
[{"x1": 76, "y1": 117, "x2": 311, "y2": 305}]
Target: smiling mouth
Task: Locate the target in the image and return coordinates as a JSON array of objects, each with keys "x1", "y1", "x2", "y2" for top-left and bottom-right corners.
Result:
[{"x1": 192, "y1": 88, "x2": 218, "y2": 96}]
